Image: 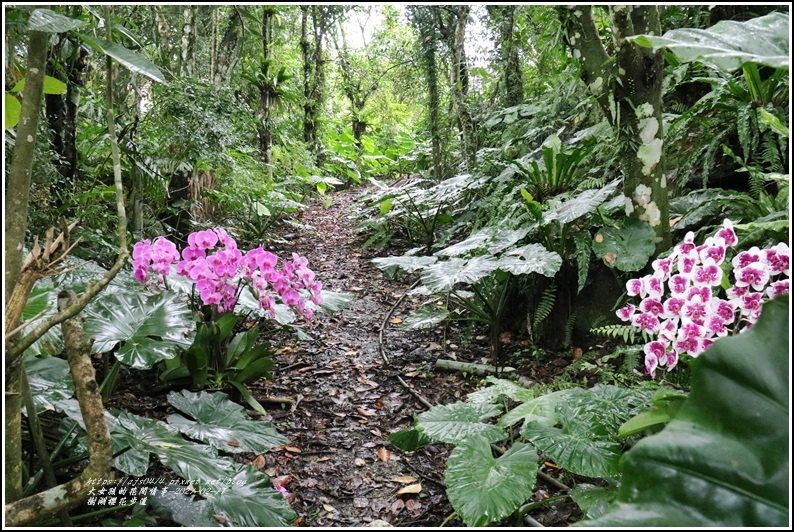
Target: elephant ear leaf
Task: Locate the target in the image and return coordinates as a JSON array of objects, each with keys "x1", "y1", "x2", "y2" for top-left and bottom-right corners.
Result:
[{"x1": 584, "y1": 296, "x2": 789, "y2": 527}]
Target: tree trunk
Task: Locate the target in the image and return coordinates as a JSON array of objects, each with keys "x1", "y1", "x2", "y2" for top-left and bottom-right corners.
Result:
[
  {"x1": 488, "y1": 5, "x2": 524, "y2": 107},
  {"x1": 301, "y1": 6, "x2": 328, "y2": 159},
  {"x1": 179, "y1": 6, "x2": 195, "y2": 77},
  {"x1": 449, "y1": 6, "x2": 477, "y2": 171},
  {"x1": 257, "y1": 6, "x2": 277, "y2": 179},
  {"x1": 560, "y1": 5, "x2": 671, "y2": 252},
  {"x1": 213, "y1": 7, "x2": 242, "y2": 85}
]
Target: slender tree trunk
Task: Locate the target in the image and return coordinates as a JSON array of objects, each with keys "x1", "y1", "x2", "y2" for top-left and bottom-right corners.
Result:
[
  {"x1": 213, "y1": 7, "x2": 242, "y2": 85},
  {"x1": 258, "y1": 6, "x2": 277, "y2": 179},
  {"x1": 560, "y1": 5, "x2": 671, "y2": 252},
  {"x1": 300, "y1": 6, "x2": 327, "y2": 160},
  {"x1": 5, "y1": 27, "x2": 48, "y2": 504},
  {"x1": 154, "y1": 6, "x2": 171, "y2": 72},
  {"x1": 449, "y1": 6, "x2": 477, "y2": 171},
  {"x1": 488, "y1": 5, "x2": 524, "y2": 107},
  {"x1": 179, "y1": 6, "x2": 195, "y2": 77}
]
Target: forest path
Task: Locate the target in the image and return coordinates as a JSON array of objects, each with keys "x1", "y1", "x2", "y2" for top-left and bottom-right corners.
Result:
[{"x1": 256, "y1": 187, "x2": 467, "y2": 527}]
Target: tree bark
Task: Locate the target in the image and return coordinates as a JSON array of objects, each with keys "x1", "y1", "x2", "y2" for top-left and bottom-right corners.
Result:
[
  {"x1": 448, "y1": 6, "x2": 478, "y2": 171},
  {"x1": 488, "y1": 5, "x2": 524, "y2": 107},
  {"x1": 213, "y1": 7, "x2": 242, "y2": 85},
  {"x1": 560, "y1": 5, "x2": 671, "y2": 252},
  {"x1": 179, "y1": 6, "x2": 195, "y2": 77},
  {"x1": 257, "y1": 6, "x2": 277, "y2": 179},
  {"x1": 5, "y1": 31, "x2": 48, "y2": 503},
  {"x1": 300, "y1": 6, "x2": 329, "y2": 159}
]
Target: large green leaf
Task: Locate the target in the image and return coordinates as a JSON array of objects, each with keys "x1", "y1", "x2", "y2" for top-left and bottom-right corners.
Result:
[
  {"x1": 466, "y1": 376, "x2": 535, "y2": 405},
  {"x1": 78, "y1": 34, "x2": 166, "y2": 83},
  {"x1": 522, "y1": 422, "x2": 622, "y2": 479},
  {"x1": 631, "y1": 12, "x2": 789, "y2": 72},
  {"x1": 497, "y1": 389, "x2": 574, "y2": 429},
  {"x1": 544, "y1": 180, "x2": 620, "y2": 225},
  {"x1": 389, "y1": 427, "x2": 432, "y2": 452},
  {"x1": 11, "y1": 75, "x2": 68, "y2": 95},
  {"x1": 84, "y1": 291, "x2": 194, "y2": 369},
  {"x1": 592, "y1": 218, "x2": 656, "y2": 272},
  {"x1": 27, "y1": 8, "x2": 86, "y2": 33},
  {"x1": 445, "y1": 436, "x2": 539, "y2": 527},
  {"x1": 495, "y1": 244, "x2": 562, "y2": 277},
  {"x1": 166, "y1": 390, "x2": 288, "y2": 454},
  {"x1": 149, "y1": 489, "x2": 221, "y2": 528},
  {"x1": 20, "y1": 282, "x2": 63, "y2": 357},
  {"x1": 421, "y1": 256, "x2": 501, "y2": 292},
  {"x1": 402, "y1": 306, "x2": 450, "y2": 330},
  {"x1": 585, "y1": 296, "x2": 789, "y2": 526},
  {"x1": 199, "y1": 463, "x2": 297, "y2": 527},
  {"x1": 371, "y1": 255, "x2": 438, "y2": 273},
  {"x1": 5, "y1": 93, "x2": 21, "y2": 129},
  {"x1": 25, "y1": 355, "x2": 73, "y2": 414},
  {"x1": 415, "y1": 401, "x2": 504, "y2": 445}
]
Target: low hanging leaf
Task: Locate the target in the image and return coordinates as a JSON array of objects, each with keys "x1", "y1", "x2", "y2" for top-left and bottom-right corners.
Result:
[
  {"x1": 78, "y1": 33, "x2": 167, "y2": 83},
  {"x1": 445, "y1": 436, "x2": 539, "y2": 527},
  {"x1": 421, "y1": 256, "x2": 501, "y2": 292},
  {"x1": 585, "y1": 296, "x2": 789, "y2": 527},
  {"x1": 592, "y1": 218, "x2": 656, "y2": 272},
  {"x1": 389, "y1": 428, "x2": 431, "y2": 452},
  {"x1": 25, "y1": 355, "x2": 73, "y2": 414},
  {"x1": 402, "y1": 306, "x2": 450, "y2": 330},
  {"x1": 166, "y1": 390, "x2": 289, "y2": 454},
  {"x1": 630, "y1": 12, "x2": 789, "y2": 72},
  {"x1": 27, "y1": 8, "x2": 87, "y2": 33},
  {"x1": 415, "y1": 401, "x2": 504, "y2": 445}
]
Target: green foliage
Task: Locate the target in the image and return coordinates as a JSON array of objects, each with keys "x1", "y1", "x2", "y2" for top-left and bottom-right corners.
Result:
[
  {"x1": 392, "y1": 377, "x2": 655, "y2": 526},
  {"x1": 590, "y1": 324, "x2": 648, "y2": 345},
  {"x1": 585, "y1": 297, "x2": 789, "y2": 527},
  {"x1": 57, "y1": 391, "x2": 296, "y2": 527},
  {"x1": 632, "y1": 12, "x2": 789, "y2": 72},
  {"x1": 24, "y1": 355, "x2": 74, "y2": 415},
  {"x1": 592, "y1": 218, "x2": 657, "y2": 272},
  {"x1": 512, "y1": 133, "x2": 591, "y2": 203}
]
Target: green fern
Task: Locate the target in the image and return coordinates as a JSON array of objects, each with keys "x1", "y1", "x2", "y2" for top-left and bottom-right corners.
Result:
[
  {"x1": 590, "y1": 324, "x2": 649, "y2": 345},
  {"x1": 563, "y1": 310, "x2": 577, "y2": 349},
  {"x1": 533, "y1": 283, "x2": 557, "y2": 330}
]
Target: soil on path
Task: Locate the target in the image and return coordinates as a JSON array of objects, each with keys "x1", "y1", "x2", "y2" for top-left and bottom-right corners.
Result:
[{"x1": 255, "y1": 188, "x2": 469, "y2": 527}]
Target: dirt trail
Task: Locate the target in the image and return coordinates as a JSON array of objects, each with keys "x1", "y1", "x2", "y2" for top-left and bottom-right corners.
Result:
[{"x1": 257, "y1": 188, "x2": 464, "y2": 527}]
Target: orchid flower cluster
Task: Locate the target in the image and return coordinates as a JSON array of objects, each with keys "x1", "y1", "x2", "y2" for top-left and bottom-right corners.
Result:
[
  {"x1": 132, "y1": 228, "x2": 322, "y2": 320},
  {"x1": 617, "y1": 219, "x2": 789, "y2": 377}
]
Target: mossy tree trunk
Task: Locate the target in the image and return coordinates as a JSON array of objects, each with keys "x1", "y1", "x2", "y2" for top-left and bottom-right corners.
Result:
[{"x1": 560, "y1": 5, "x2": 671, "y2": 252}]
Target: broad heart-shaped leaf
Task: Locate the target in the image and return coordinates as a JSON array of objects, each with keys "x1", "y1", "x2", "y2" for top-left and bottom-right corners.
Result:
[
  {"x1": 20, "y1": 282, "x2": 63, "y2": 357},
  {"x1": 402, "y1": 306, "x2": 449, "y2": 330},
  {"x1": 496, "y1": 244, "x2": 562, "y2": 277},
  {"x1": 445, "y1": 436, "x2": 539, "y2": 527},
  {"x1": 631, "y1": 12, "x2": 789, "y2": 72},
  {"x1": 84, "y1": 291, "x2": 194, "y2": 369},
  {"x1": 584, "y1": 296, "x2": 789, "y2": 527},
  {"x1": 197, "y1": 463, "x2": 297, "y2": 527},
  {"x1": 148, "y1": 489, "x2": 221, "y2": 528},
  {"x1": 415, "y1": 401, "x2": 504, "y2": 445},
  {"x1": 166, "y1": 390, "x2": 288, "y2": 454},
  {"x1": 389, "y1": 427, "x2": 432, "y2": 452},
  {"x1": 522, "y1": 422, "x2": 622, "y2": 479},
  {"x1": 592, "y1": 218, "x2": 656, "y2": 272},
  {"x1": 11, "y1": 75, "x2": 68, "y2": 95},
  {"x1": 420, "y1": 256, "x2": 501, "y2": 292},
  {"x1": 371, "y1": 255, "x2": 438, "y2": 273},
  {"x1": 466, "y1": 376, "x2": 535, "y2": 405},
  {"x1": 5, "y1": 93, "x2": 21, "y2": 129},
  {"x1": 25, "y1": 355, "x2": 73, "y2": 414},
  {"x1": 78, "y1": 34, "x2": 166, "y2": 83},
  {"x1": 544, "y1": 180, "x2": 620, "y2": 225},
  {"x1": 569, "y1": 483, "x2": 617, "y2": 520},
  {"x1": 28, "y1": 8, "x2": 86, "y2": 32},
  {"x1": 497, "y1": 389, "x2": 575, "y2": 430}
]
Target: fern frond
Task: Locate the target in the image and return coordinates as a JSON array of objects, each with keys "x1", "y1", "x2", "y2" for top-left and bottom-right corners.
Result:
[
  {"x1": 590, "y1": 324, "x2": 648, "y2": 345},
  {"x1": 563, "y1": 310, "x2": 577, "y2": 349},
  {"x1": 533, "y1": 283, "x2": 557, "y2": 330}
]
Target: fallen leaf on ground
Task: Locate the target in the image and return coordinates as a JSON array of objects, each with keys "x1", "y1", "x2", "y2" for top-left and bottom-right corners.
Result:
[
  {"x1": 354, "y1": 457, "x2": 366, "y2": 467},
  {"x1": 377, "y1": 448, "x2": 391, "y2": 461},
  {"x1": 322, "y1": 503, "x2": 336, "y2": 512},
  {"x1": 391, "y1": 475, "x2": 417, "y2": 484},
  {"x1": 357, "y1": 406, "x2": 377, "y2": 417},
  {"x1": 252, "y1": 455, "x2": 266, "y2": 470},
  {"x1": 405, "y1": 499, "x2": 422, "y2": 511},
  {"x1": 390, "y1": 499, "x2": 405, "y2": 513},
  {"x1": 390, "y1": 317, "x2": 402, "y2": 324},
  {"x1": 353, "y1": 497, "x2": 369, "y2": 508},
  {"x1": 317, "y1": 456, "x2": 331, "y2": 462},
  {"x1": 396, "y1": 483, "x2": 421, "y2": 496}
]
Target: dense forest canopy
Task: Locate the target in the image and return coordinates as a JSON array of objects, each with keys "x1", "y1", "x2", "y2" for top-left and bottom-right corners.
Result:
[{"x1": 3, "y1": 4, "x2": 790, "y2": 528}]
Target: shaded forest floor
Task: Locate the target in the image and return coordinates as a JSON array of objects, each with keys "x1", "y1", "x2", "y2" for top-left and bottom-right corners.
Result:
[{"x1": 247, "y1": 187, "x2": 583, "y2": 527}]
